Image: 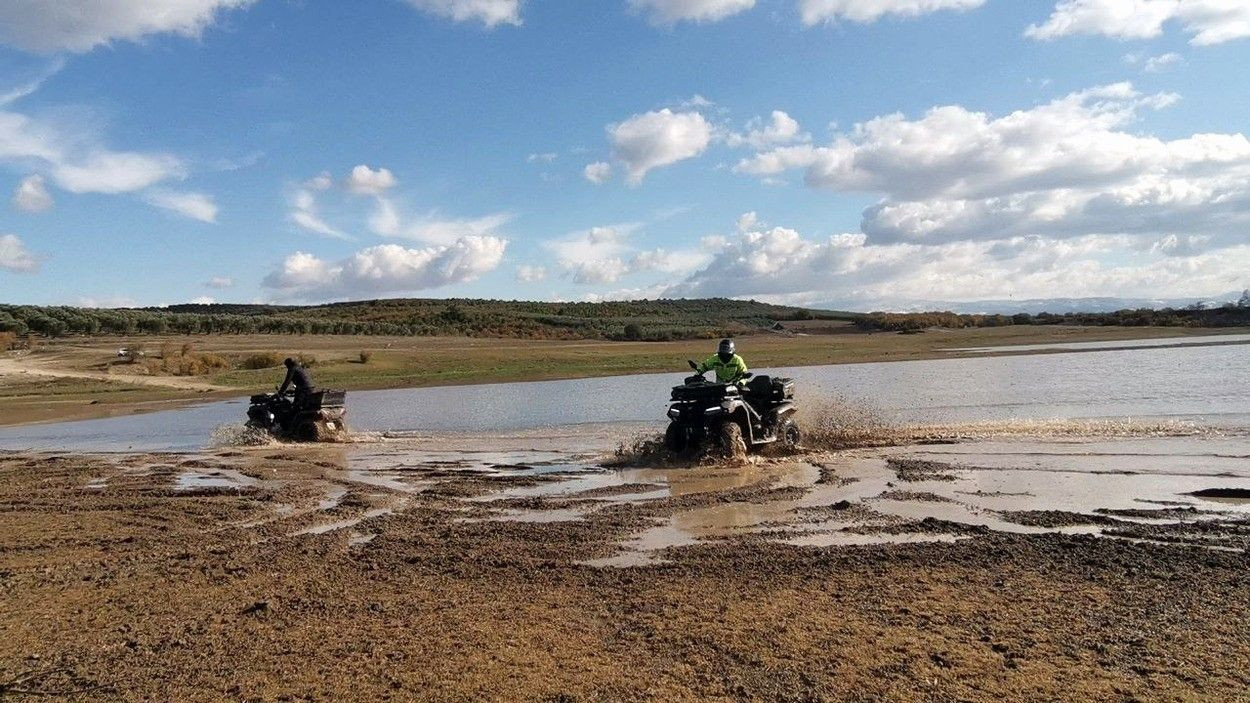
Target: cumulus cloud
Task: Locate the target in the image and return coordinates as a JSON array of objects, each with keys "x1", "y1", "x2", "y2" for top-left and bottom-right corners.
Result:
[
  {"x1": 515, "y1": 264, "x2": 547, "y2": 282},
  {"x1": 345, "y1": 164, "x2": 397, "y2": 196},
  {"x1": 610, "y1": 109, "x2": 713, "y2": 185},
  {"x1": 734, "y1": 83, "x2": 1250, "y2": 248},
  {"x1": 544, "y1": 225, "x2": 708, "y2": 285},
  {"x1": 144, "y1": 189, "x2": 218, "y2": 223},
  {"x1": 727, "y1": 110, "x2": 809, "y2": 150},
  {"x1": 0, "y1": 233, "x2": 38, "y2": 272},
  {"x1": 799, "y1": 0, "x2": 986, "y2": 25},
  {"x1": 263, "y1": 237, "x2": 508, "y2": 300},
  {"x1": 402, "y1": 0, "x2": 522, "y2": 27},
  {"x1": 629, "y1": 0, "x2": 755, "y2": 25},
  {"x1": 11, "y1": 174, "x2": 52, "y2": 212},
  {"x1": 1027, "y1": 0, "x2": 1250, "y2": 46},
  {"x1": 1145, "y1": 52, "x2": 1183, "y2": 72},
  {"x1": 205, "y1": 276, "x2": 235, "y2": 289},
  {"x1": 584, "y1": 161, "x2": 613, "y2": 185},
  {"x1": 662, "y1": 215, "x2": 1250, "y2": 307},
  {"x1": 0, "y1": 0, "x2": 255, "y2": 53}
]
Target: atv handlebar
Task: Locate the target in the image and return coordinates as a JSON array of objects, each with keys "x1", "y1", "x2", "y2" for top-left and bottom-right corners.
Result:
[{"x1": 687, "y1": 359, "x2": 699, "y2": 371}]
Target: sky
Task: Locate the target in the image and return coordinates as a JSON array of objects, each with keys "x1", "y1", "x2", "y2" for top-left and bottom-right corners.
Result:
[{"x1": 0, "y1": 0, "x2": 1248, "y2": 310}]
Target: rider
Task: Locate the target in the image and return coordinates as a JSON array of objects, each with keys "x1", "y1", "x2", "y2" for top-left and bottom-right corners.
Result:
[
  {"x1": 697, "y1": 339, "x2": 748, "y2": 385},
  {"x1": 278, "y1": 357, "x2": 315, "y2": 405}
]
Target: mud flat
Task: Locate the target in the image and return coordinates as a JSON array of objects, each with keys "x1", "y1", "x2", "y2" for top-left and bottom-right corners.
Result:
[{"x1": 2, "y1": 427, "x2": 1250, "y2": 701}]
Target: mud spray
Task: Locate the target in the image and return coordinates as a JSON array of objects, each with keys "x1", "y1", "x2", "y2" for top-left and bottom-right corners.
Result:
[{"x1": 609, "y1": 395, "x2": 1226, "y2": 468}]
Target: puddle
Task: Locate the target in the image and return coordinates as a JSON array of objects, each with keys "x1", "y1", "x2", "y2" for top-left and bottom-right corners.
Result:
[
  {"x1": 175, "y1": 470, "x2": 258, "y2": 492},
  {"x1": 785, "y1": 532, "x2": 969, "y2": 547}
]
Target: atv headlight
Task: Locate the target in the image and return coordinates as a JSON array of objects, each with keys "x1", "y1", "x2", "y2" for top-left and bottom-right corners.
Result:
[
  {"x1": 667, "y1": 407, "x2": 681, "y2": 419},
  {"x1": 704, "y1": 407, "x2": 723, "y2": 416}
]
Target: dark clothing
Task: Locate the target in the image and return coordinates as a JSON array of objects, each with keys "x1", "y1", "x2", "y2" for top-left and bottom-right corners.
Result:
[{"x1": 279, "y1": 365, "x2": 314, "y2": 396}]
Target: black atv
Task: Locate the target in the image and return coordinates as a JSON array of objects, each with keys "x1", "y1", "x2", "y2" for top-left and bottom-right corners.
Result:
[
  {"x1": 246, "y1": 389, "x2": 349, "y2": 442},
  {"x1": 664, "y1": 360, "x2": 800, "y2": 457}
]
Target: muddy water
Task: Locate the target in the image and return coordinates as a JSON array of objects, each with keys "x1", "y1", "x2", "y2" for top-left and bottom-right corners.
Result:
[{"x1": 4, "y1": 340, "x2": 1250, "y2": 451}]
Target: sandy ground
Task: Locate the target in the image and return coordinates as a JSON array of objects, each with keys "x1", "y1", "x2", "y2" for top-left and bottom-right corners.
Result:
[
  {"x1": 2, "y1": 429, "x2": 1250, "y2": 701},
  {"x1": 0, "y1": 355, "x2": 227, "y2": 392}
]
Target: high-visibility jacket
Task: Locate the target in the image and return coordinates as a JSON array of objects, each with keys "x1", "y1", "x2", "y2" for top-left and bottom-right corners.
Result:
[{"x1": 698, "y1": 353, "x2": 748, "y2": 384}]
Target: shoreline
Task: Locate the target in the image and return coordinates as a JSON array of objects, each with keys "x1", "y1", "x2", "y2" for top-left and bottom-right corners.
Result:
[{"x1": 1, "y1": 327, "x2": 1247, "y2": 429}]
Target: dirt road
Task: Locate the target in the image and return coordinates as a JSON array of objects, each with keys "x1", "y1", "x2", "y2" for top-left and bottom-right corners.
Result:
[{"x1": 0, "y1": 355, "x2": 227, "y2": 392}]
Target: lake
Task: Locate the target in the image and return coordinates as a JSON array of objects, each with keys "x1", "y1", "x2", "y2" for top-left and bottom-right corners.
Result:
[{"x1": 2, "y1": 340, "x2": 1247, "y2": 452}]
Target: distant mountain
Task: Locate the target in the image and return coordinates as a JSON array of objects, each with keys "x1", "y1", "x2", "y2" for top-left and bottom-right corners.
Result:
[{"x1": 823, "y1": 292, "x2": 1246, "y2": 315}]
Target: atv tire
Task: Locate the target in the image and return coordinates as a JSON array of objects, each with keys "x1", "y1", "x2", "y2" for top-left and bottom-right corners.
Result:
[
  {"x1": 664, "y1": 423, "x2": 688, "y2": 454},
  {"x1": 718, "y1": 421, "x2": 748, "y2": 461},
  {"x1": 780, "y1": 419, "x2": 801, "y2": 450}
]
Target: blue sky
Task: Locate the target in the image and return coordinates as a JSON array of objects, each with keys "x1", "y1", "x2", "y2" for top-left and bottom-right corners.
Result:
[{"x1": 0, "y1": 0, "x2": 1248, "y2": 309}]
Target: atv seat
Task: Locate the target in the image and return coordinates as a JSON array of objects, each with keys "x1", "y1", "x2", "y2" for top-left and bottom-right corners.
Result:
[
  {"x1": 299, "y1": 389, "x2": 346, "y2": 410},
  {"x1": 745, "y1": 375, "x2": 795, "y2": 403}
]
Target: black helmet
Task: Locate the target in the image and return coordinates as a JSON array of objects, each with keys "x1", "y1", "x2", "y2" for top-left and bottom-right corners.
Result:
[
  {"x1": 284, "y1": 357, "x2": 296, "y2": 368},
  {"x1": 717, "y1": 338, "x2": 735, "y2": 361}
]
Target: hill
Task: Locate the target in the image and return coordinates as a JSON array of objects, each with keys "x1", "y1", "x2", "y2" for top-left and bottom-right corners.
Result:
[{"x1": 0, "y1": 299, "x2": 855, "y2": 341}]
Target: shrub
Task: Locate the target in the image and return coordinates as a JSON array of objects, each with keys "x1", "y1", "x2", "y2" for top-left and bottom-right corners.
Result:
[
  {"x1": 181, "y1": 342, "x2": 194, "y2": 356},
  {"x1": 0, "y1": 331, "x2": 15, "y2": 351},
  {"x1": 159, "y1": 342, "x2": 177, "y2": 359},
  {"x1": 297, "y1": 353, "x2": 318, "y2": 367},
  {"x1": 623, "y1": 323, "x2": 643, "y2": 340},
  {"x1": 359, "y1": 350, "x2": 373, "y2": 364},
  {"x1": 239, "y1": 352, "x2": 285, "y2": 370}
]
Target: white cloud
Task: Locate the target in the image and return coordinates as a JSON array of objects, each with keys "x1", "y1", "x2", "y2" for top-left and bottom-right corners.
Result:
[
  {"x1": 263, "y1": 237, "x2": 508, "y2": 300},
  {"x1": 368, "y1": 198, "x2": 511, "y2": 246},
  {"x1": 11, "y1": 174, "x2": 52, "y2": 212},
  {"x1": 402, "y1": 0, "x2": 522, "y2": 27},
  {"x1": 1027, "y1": 0, "x2": 1250, "y2": 46},
  {"x1": 288, "y1": 187, "x2": 348, "y2": 240},
  {"x1": 189, "y1": 295, "x2": 216, "y2": 305},
  {"x1": 1144, "y1": 52, "x2": 1183, "y2": 72},
  {"x1": 305, "y1": 171, "x2": 333, "y2": 191},
  {"x1": 663, "y1": 215, "x2": 1250, "y2": 307},
  {"x1": 727, "y1": 110, "x2": 809, "y2": 150},
  {"x1": 0, "y1": 0, "x2": 255, "y2": 53},
  {"x1": 205, "y1": 276, "x2": 235, "y2": 289},
  {"x1": 527, "y1": 152, "x2": 557, "y2": 163},
  {"x1": 799, "y1": 0, "x2": 986, "y2": 25},
  {"x1": 629, "y1": 0, "x2": 755, "y2": 25},
  {"x1": 0, "y1": 233, "x2": 37, "y2": 272},
  {"x1": 53, "y1": 151, "x2": 184, "y2": 194},
  {"x1": 345, "y1": 164, "x2": 397, "y2": 196},
  {"x1": 610, "y1": 109, "x2": 713, "y2": 185},
  {"x1": 515, "y1": 264, "x2": 547, "y2": 282},
  {"x1": 584, "y1": 161, "x2": 613, "y2": 185},
  {"x1": 544, "y1": 224, "x2": 708, "y2": 284},
  {"x1": 76, "y1": 295, "x2": 137, "y2": 308},
  {"x1": 734, "y1": 83, "x2": 1250, "y2": 247},
  {"x1": 144, "y1": 189, "x2": 218, "y2": 223}
]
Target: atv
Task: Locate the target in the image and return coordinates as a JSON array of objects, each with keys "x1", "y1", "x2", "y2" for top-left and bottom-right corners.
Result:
[
  {"x1": 664, "y1": 360, "x2": 800, "y2": 457},
  {"x1": 246, "y1": 389, "x2": 349, "y2": 442}
]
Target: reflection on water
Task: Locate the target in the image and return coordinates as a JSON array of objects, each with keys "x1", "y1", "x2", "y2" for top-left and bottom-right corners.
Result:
[{"x1": 3, "y1": 341, "x2": 1250, "y2": 452}]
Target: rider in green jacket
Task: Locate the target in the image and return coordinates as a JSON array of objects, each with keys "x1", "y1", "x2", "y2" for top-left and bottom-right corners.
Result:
[{"x1": 698, "y1": 339, "x2": 748, "y2": 384}]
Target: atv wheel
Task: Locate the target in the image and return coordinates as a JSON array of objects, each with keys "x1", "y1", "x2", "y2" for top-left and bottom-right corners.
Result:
[
  {"x1": 294, "y1": 421, "x2": 319, "y2": 442},
  {"x1": 664, "y1": 423, "x2": 688, "y2": 454},
  {"x1": 780, "y1": 419, "x2": 801, "y2": 450},
  {"x1": 718, "y1": 421, "x2": 748, "y2": 461}
]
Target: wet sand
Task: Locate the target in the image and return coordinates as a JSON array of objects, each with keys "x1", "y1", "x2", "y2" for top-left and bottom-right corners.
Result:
[{"x1": 3, "y1": 428, "x2": 1250, "y2": 701}]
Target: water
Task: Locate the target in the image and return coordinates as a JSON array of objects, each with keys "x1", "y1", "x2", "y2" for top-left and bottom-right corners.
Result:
[
  {"x1": 3, "y1": 342, "x2": 1248, "y2": 452},
  {"x1": 947, "y1": 332, "x2": 1250, "y2": 354}
]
